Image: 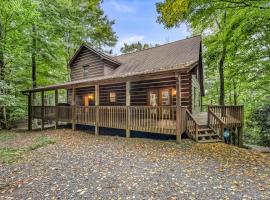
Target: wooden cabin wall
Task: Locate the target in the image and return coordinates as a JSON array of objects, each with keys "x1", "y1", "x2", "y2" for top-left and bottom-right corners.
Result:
[
  {"x1": 67, "y1": 72, "x2": 192, "y2": 110},
  {"x1": 70, "y1": 47, "x2": 117, "y2": 81},
  {"x1": 99, "y1": 83, "x2": 126, "y2": 106},
  {"x1": 67, "y1": 87, "x2": 95, "y2": 106},
  {"x1": 130, "y1": 77, "x2": 176, "y2": 106},
  {"x1": 130, "y1": 73, "x2": 192, "y2": 110}
]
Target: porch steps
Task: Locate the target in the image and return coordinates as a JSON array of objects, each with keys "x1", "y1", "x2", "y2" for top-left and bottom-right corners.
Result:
[{"x1": 189, "y1": 112, "x2": 224, "y2": 143}]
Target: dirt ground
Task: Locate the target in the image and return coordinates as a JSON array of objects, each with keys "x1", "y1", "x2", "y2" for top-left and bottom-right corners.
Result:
[{"x1": 0, "y1": 129, "x2": 269, "y2": 199}]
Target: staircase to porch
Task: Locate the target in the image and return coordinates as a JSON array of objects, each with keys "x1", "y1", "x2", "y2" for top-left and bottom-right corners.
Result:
[
  {"x1": 186, "y1": 106, "x2": 244, "y2": 144},
  {"x1": 192, "y1": 112, "x2": 222, "y2": 143}
]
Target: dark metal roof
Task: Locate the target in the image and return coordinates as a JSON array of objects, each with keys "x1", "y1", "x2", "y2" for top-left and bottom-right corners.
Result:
[{"x1": 112, "y1": 35, "x2": 201, "y2": 75}]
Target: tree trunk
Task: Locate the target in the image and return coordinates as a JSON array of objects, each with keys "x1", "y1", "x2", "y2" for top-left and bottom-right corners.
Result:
[
  {"x1": 219, "y1": 45, "x2": 226, "y2": 106},
  {"x1": 32, "y1": 24, "x2": 37, "y2": 88},
  {"x1": 0, "y1": 20, "x2": 4, "y2": 81},
  {"x1": 0, "y1": 20, "x2": 7, "y2": 129},
  {"x1": 31, "y1": 24, "x2": 38, "y2": 128}
]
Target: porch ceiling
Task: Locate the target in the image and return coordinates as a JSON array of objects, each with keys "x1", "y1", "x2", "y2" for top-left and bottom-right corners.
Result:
[{"x1": 22, "y1": 61, "x2": 197, "y2": 94}]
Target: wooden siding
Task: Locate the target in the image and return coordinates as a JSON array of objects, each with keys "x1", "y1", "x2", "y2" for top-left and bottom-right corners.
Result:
[
  {"x1": 67, "y1": 87, "x2": 95, "y2": 106},
  {"x1": 192, "y1": 74, "x2": 201, "y2": 113},
  {"x1": 99, "y1": 83, "x2": 126, "y2": 106},
  {"x1": 104, "y1": 63, "x2": 115, "y2": 75},
  {"x1": 67, "y1": 72, "x2": 192, "y2": 109},
  {"x1": 70, "y1": 47, "x2": 114, "y2": 81},
  {"x1": 130, "y1": 74, "x2": 192, "y2": 110}
]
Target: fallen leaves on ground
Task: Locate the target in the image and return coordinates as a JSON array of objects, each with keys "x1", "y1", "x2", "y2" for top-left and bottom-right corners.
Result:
[{"x1": 0, "y1": 129, "x2": 269, "y2": 199}]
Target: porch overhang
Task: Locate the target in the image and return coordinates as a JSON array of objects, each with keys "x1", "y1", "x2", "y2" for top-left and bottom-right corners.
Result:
[{"x1": 22, "y1": 61, "x2": 198, "y2": 94}]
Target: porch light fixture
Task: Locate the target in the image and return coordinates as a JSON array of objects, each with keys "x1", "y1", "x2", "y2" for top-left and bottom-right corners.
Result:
[
  {"x1": 88, "y1": 93, "x2": 94, "y2": 100},
  {"x1": 172, "y1": 88, "x2": 177, "y2": 96}
]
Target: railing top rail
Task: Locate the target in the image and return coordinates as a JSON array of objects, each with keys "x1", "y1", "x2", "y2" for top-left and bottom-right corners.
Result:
[
  {"x1": 186, "y1": 109, "x2": 199, "y2": 125},
  {"x1": 208, "y1": 105, "x2": 244, "y2": 108},
  {"x1": 208, "y1": 109, "x2": 225, "y2": 124}
]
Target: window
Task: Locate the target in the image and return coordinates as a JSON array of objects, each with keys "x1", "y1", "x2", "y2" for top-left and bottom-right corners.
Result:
[
  {"x1": 83, "y1": 66, "x2": 89, "y2": 79},
  {"x1": 109, "y1": 92, "x2": 116, "y2": 103}
]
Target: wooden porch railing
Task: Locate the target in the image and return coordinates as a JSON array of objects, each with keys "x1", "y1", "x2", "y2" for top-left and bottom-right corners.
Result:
[
  {"x1": 208, "y1": 109, "x2": 225, "y2": 140},
  {"x1": 208, "y1": 105, "x2": 243, "y2": 128},
  {"x1": 130, "y1": 106, "x2": 179, "y2": 135},
  {"x1": 32, "y1": 105, "x2": 187, "y2": 135},
  {"x1": 186, "y1": 109, "x2": 199, "y2": 141}
]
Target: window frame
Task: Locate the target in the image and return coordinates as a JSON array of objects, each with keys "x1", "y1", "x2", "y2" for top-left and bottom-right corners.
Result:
[
  {"x1": 83, "y1": 65, "x2": 89, "y2": 79},
  {"x1": 109, "y1": 91, "x2": 117, "y2": 103}
]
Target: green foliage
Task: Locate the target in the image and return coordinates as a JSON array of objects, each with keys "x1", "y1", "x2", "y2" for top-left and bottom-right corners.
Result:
[
  {"x1": 156, "y1": 0, "x2": 270, "y2": 145},
  {"x1": 0, "y1": 0, "x2": 117, "y2": 127},
  {"x1": 0, "y1": 131, "x2": 17, "y2": 141},
  {"x1": 248, "y1": 105, "x2": 270, "y2": 147},
  {"x1": 29, "y1": 135, "x2": 56, "y2": 150},
  {"x1": 120, "y1": 42, "x2": 159, "y2": 54},
  {"x1": 0, "y1": 147, "x2": 26, "y2": 164},
  {"x1": 0, "y1": 133, "x2": 56, "y2": 163}
]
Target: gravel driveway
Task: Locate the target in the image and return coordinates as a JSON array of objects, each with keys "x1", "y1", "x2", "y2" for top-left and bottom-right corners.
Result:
[{"x1": 0, "y1": 129, "x2": 269, "y2": 199}]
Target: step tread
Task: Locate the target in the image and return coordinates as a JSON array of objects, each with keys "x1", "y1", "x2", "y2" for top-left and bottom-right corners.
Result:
[
  {"x1": 198, "y1": 128, "x2": 213, "y2": 132},
  {"x1": 198, "y1": 133, "x2": 218, "y2": 137},
  {"x1": 198, "y1": 139, "x2": 223, "y2": 143}
]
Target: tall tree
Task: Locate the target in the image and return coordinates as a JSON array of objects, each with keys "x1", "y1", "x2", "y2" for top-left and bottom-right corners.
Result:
[
  {"x1": 0, "y1": 0, "x2": 117, "y2": 128},
  {"x1": 156, "y1": 0, "x2": 269, "y2": 105},
  {"x1": 120, "y1": 42, "x2": 159, "y2": 54}
]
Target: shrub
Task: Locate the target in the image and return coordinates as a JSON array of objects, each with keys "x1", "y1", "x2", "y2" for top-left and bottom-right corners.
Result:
[{"x1": 249, "y1": 105, "x2": 270, "y2": 147}]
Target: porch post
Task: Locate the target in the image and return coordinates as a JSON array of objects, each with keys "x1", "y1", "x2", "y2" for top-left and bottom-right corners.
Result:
[
  {"x1": 126, "y1": 81, "x2": 131, "y2": 138},
  {"x1": 28, "y1": 92, "x2": 32, "y2": 131},
  {"x1": 41, "y1": 91, "x2": 45, "y2": 130},
  {"x1": 176, "y1": 73, "x2": 182, "y2": 144},
  {"x1": 95, "y1": 84, "x2": 99, "y2": 136},
  {"x1": 71, "y1": 87, "x2": 76, "y2": 130},
  {"x1": 55, "y1": 89, "x2": 58, "y2": 129}
]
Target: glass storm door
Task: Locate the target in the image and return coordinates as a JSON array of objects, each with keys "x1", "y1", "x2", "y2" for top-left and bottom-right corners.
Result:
[
  {"x1": 160, "y1": 89, "x2": 171, "y2": 106},
  {"x1": 149, "y1": 90, "x2": 158, "y2": 115},
  {"x1": 160, "y1": 89, "x2": 171, "y2": 118},
  {"x1": 149, "y1": 90, "x2": 158, "y2": 106}
]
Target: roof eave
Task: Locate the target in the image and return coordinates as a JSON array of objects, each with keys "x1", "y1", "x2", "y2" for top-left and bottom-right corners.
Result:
[{"x1": 22, "y1": 61, "x2": 197, "y2": 94}]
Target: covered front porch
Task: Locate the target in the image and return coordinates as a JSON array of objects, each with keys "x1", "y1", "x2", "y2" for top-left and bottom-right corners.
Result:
[
  {"x1": 23, "y1": 68, "x2": 244, "y2": 145},
  {"x1": 24, "y1": 69, "x2": 188, "y2": 143}
]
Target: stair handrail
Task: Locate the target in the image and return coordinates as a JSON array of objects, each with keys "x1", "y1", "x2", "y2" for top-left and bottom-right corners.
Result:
[
  {"x1": 186, "y1": 109, "x2": 199, "y2": 142},
  {"x1": 208, "y1": 109, "x2": 225, "y2": 140}
]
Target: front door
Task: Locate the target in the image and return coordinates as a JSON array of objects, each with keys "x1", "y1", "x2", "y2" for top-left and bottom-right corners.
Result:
[
  {"x1": 148, "y1": 88, "x2": 172, "y2": 118},
  {"x1": 159, "y1": 88, "x2": 172, "y2": 118},
  {"x1": 160, "y1": 88, "x2": 171, "y2": 106},
  {"x1": 149, "y1": 90, "x2": 158, "y2": 106}
]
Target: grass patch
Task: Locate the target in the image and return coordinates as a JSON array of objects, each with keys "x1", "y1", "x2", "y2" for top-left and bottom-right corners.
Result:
[
  {"x1": 0, "y1": 147, "x2": 26, "y2": 164},
  {"x1": 0, "y1": 131, "x2": 17, "y2": 142},
  {"x1": 28, "y1": 135, "x2": 56, "y2": 151},
  {"x1": 0, "y1": 135, "x2": 56, "y2": 164}
]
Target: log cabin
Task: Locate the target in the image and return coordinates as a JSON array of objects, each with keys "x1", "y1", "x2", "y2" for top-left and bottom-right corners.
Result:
[{"x1": 22, "y1": 35, "x2": 244, "y2": 145}]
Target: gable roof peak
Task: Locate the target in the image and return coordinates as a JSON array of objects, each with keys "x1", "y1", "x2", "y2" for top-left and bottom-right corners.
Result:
[{"x1": 68, "y1": 43, "x2": 121, "y2": 66}]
